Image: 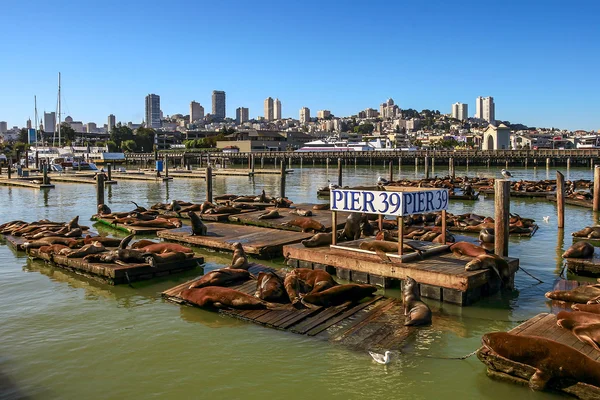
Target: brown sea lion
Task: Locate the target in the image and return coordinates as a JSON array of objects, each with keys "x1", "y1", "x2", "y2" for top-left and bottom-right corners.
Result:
[
  {"x1": 312, "y1": 204, "x2": 330, "y2": 210},
  {"x1": 283, "y1": 218, "x2": 325, "y2": 233},
  {"x1": 254, "y1": 272, "x2": 289, "y2": 303},
  {"x1": 228, "y1": 242, "x2": 249, "y2": 270},
  {"x1": 300, "y1": 283, "x2": 377, "y2": 309},
  {"x1": 64, "y1": 228, "x2": 83, "y2": 238},
  {"x1": 449, "y1": 241, "x2": 488, "y2": 257},
  {"x1": 179, "y1": 203, "x2": 202, "y2": 213},
  {"x1": 341, "y1": 212, "x2": 362, "y2": 241},
  {"x1": 206, "y1": 206, "x2": 241, "y2": 215},
  {"x1": 258, "y1": 209, "x2": 280, "y2": 219},
  {"x1": 62, "y1": 242, "x2": 106, "y2": 258},
  {"x1": 199, "y1": 201, "x2": 215, "y2": 214},
  {"x1": 130, "y1": 239, "x2": 158, "y2": 249},
  {"x1": 284, "y1": 268, "x2": 338, "y2": 305},
  {"x1": 188, "y1": 211, "x2": 208, "y2": 236},
  {"x1": 556, "y1": 310, "x2": 600, "y2": 326},
  {"x1": 403, "y1": 276, "x2": 432, "y2": 326},
  {"x1": 556, "y1": 318, "x2": 600, "y2": 351},
  {"x1": 23, "y1": 237, "x2": 79, "y2": 250},
  {"x1": 38, "y1": 244, "x2": 69, "y2": 255},
  {"x1": 478, "y1": 228, "x2": 494, "y2": 244},
  {"x1": 288, "y1": 209, "x2": 313, "y2": 217},
  {"x1": 545, "y1": 284, "x2": 600, "y2": 304},
  {"x1": 128, "y1": 218, "x2": 181, "y2": 229},
  {"x1": 97, "y1": 204, "x2": 112, "y2": 215},
  {"x1": 84, "y1": 248, "x2": 155, "y2": 265},
  {"x1": 359, "y1": 241, "x2": 421, "y2": 261},
  {"x1": 136, "y1": 243, "x2": 193, "y2": 254},
  {"x1": 179, "y1": 287, "x2": 280, "y2": 310},
  {"x1": 188, "y1": 268, "x2": 252, "y2": 289},
  {"x1": 151, "y1": 251, "x2": 191, "y2": 264},
  {"x1": 572, "y1": 303, "x2": 600, "y2": 313},
  {"x1": 481, "y1": 332, "x2": 600, "y2": 390},
  {"x1": 301, "y1": 232, "x2": 333, "y2": 248},
  {"x1": 465, "y1": 254, "x2": 511, "y2": 285},
  {"x1": 563, "y1": 241, "x2": 595, "y2": 259}
]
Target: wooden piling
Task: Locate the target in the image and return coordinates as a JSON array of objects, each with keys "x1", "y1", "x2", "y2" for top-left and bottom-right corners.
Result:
[
  {"x1": 397, "y1": 216, "x2": 404, "y2": 257},
  {"x1": 7, "y1": 164, "x2": 11, "y2": 180},
  {"x1": 251, "y1": 154, "x2": 255, "y2": 174},
  {"x1": 441, "y1": 210, "x2": 447, "y2": 244},
  {"x1": 337, "y1": 158, "x2": 342, "y2": 187},
  {"x1": 494, "y1": 180, "x2": 510, "y2": 257},
  {"x1": 388, "y1": 160, "x2": 393, "y2": 182},
  {"x1": 557, "y1": 171, "x2": 565, "y2": 229},
  {"x1": 35, "y1": 151, "x2": 39, "y2": 169},
  {"x1": 280, "y1": 158, "x2": 286, "y2": 198},
  {"x1": 424, "y1": 156, "x2": 430, "y2": 179},
  {"x1": 206, "y1": 166, "x2": 213, "y2": 203},
  {"x1": 449, "y1": 157, "x2": 454, "y2": 178},
  {"x1": 567, "y1": 158, "x2": 571, "y2": 169},
  {"x1": 165, "y1": 156, "x2": 169, "y2": 178},
  {"x1": 96, "y1": 172, "x2": 105, "y2": 206},
  {"x1": 594, "y1": 165, "x2": 600, "y2": 212},
  {"x1": 107, "y1": 163, "x2": 112, "y2": 181},
  {"x1": 42, "y1": 164, "x2": 48, "y2": 185},
  {"x1": 546, "y1": 158, "x2": 550, "y2": 169},
  {"x1": 331, "y1": 211, "x2": 337, "y2": 246}
]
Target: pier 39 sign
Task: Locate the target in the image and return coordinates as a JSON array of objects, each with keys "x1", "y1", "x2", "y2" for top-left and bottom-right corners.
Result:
[{"x1": 330, "y1": 188, "x2": 449, "y2": 216}]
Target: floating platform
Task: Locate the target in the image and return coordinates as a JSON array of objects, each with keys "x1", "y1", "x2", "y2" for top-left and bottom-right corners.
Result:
[
  {"x1": 91, "y1": 216, "x2": 171, "y2": 235},
  {"x1": 449, "y1": 192, "x2": 480, "y2": 201},
  {"x1": 448, "y1": 223, "x2": 538, "y2": 238},
  {"x1": 564, "y1": 249, "x2": 600, "y2": 276},
  {"x1": 477, "y1": 313, "x2": 600, "y2": 399},
  {"x1": 2, "y1": 231, "x2": 91, "y2": 251},
  {"x1": 158, "y1": 208, "x2": 257, "y2": 222},
  {"x1": 284, "y1": 239, "x2": 519, "y2": 305},
  {"x1": 28, "y1": 248, "x2": 203, "y2": 285},
  {"x1": 546, "y1": 279, "x2": 595, "y2": 313},
  {"x1": 157, "y1": 223, "x2": 313, "y2": 257},
  {"x1": 162, "y1": 264, "x2": 416, "y2": 351},
  {"x1": 547, "y1": 195, "x2": 592, "y2": 209},
  {"x1": 228, "y1": 204, "x2": 347, "y2": 232},
  {"x1": 0, "y1": 178, "x2": 54, "y2": 189},
  {"x1": 47, "y1": 175, "x2": 97, "y2": 184},
  {"x1": 481, "y1": 189, "x2": 555, "y2": 198}
]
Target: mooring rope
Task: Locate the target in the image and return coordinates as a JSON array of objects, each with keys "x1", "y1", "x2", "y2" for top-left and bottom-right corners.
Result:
[
  {"x1": 518, "y1": 266, "x2": 544, "y2": 283},
  {"x1": 415, "y1": 348, "x2": 479, "y2": 360}
]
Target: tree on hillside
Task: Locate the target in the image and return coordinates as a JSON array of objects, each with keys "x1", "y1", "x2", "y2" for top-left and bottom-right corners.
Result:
[
  {"x1": 134, "y1": 127, "x2": 155, "y2": 153},
  {"x1": 110, "y1": 126, "x2": 134, "y2": 150},
  {"x1": 59, "y1": 123, "x2": 77, "y2": 144}
]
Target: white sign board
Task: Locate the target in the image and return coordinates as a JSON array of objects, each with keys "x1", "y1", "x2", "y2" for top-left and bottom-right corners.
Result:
[{"x1": 330, "y1": 189, "x2": 449, "y2": 216}]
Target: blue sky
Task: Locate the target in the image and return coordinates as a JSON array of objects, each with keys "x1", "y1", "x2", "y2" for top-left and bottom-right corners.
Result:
[{"x1": 1, "y1": 0, "x2": 598, "y2": 130}]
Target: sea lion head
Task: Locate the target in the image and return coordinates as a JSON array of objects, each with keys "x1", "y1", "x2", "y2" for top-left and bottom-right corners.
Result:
[
  {"x1": 98, "y1": 204, "x2": 111, "y2": 215},
  {"x1": 465, "y1": 257, "x2": 483, "y2": 271},
  {"x1": 403, "y1": 276, "x2": 417, "y2": 295}
]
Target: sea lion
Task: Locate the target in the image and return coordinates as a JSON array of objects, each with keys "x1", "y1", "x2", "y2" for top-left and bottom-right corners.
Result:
[
  {"x1": 199, "y1": 201, "x2": 215, "y2": 214},
  {"x1": 128, "y1": 218, "x2": 181, "y2": 229},
  {"x1": 341, "y1": 212, "x2": 362, "y2": 241},
  {"x1": 572, "y1": 303, "x2": 600, "y2": 313},
  {"x1": 205, "y1": 206, "x2": 241, "y2": 215},
  {"x1": 188, "y1": 268, "x2": 252, "y2": 289},
  {"x1": 66, "y1": 216, "x2": 80, "y2": 230},
  {"x1": 360, "y1": 214, "x2": 375, "y2": 237},
  {"x1": 545, "y1": 284, "x2": 600, "y2": 304},
  {"x1": 179, "y1": 203, "x2": 202, "y2": 213},
  {"x1": 572, "y1": 227, "x2": 600, "y2": 238},
  {"x1": 563, "y1": 241, "x2": 595, "y2": 259},
  {"x1": 228, "y1": 242, "x2": 249, "y2": 270},
  {"x1": 402, "y1": 276, "x2": 432, "y2": 326},
  {"x1": 481, "y1": 332, "x2": 600, "y2": 390},
  {"x1": 300, "y1": 283, "x2": 377, "y2": 309},
  {"x1": 301, "y1": 232, "x2": 333, "y2": 248},
  {"x1": 254, "y1": 272, "x2": 289, "y2": 303},
  {"x1": 97, "y1": 204, "x2": 112, "y2": 215},
  {"x1": 288, "y1": 209, "x2": 313, "y2": 217},
  {"x1": 23, "y1": 237, "x2": 79, "y2": 250},
  {"x1": 258, "y1": 209, "x2": 280, "y2": 219},
  {"x1": 312, "y1": 204, "x2": 330, "y2": 210},
  {"x1": 556, "y1": 317, "x2": 600, "y2": 351},
  {"x1": 479, "y1": 228, "x2": 495, "y2": 244},
  {"x1": 449, "y1": 241, "x2": 488, "y2": 257},
  {"x1": 118, "y1": 234, "x2": 135, "y2": 249},
  {"x1": 62, "y1": 242, "x2": 106, "y2": 258},
  {"x1": 64, "y1": 228, "x2": 83, "y2": 238},
  {"x1": 188, "y1": 211, "x2": 208, "y2": 236},
  {"x1": 179, "y1": 287, "x2": 280, "y2": 310},
  {"x1": 38, "y1": 244, "x2": 69, "y2": 255},
  {"x1": 284, "y1": 268, "x2": 338, "y2": 305},
  {"x1": 556, "y1": 310, "x2": 600, "y2": 326},
  {"x1": 465, "y1": 254, "x2": 511, "y2": 285},
  {"x1": 359, "y1": 241, "x2": 421, "y2": 262},
  {"x1": 130, "y1": 239, "x2": 158, "y2": 249},
  {"x1": 136, "y1": 243, "x2": 193, "y2": 254},
  {"x1": 169, "y1": 200, "x2": 182, "y2": 213},
  {"x1": 283, "y1": 218, "x2": 325, "y2": 233},
  {"x1": 84, "y1": 248, "x2": 155, "y2": 266}
]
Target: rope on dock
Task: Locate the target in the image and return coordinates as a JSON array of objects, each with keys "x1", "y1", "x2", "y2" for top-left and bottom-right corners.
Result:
[
  {"x1": 518, "y1": 266, "x2": 544, "y2": 284},
  {"x1": 398, "y1": 348, "x2": 479, "y2": 360},
  {"x1": 125, "y1": 271, "x2": 134, "y2": 288}
]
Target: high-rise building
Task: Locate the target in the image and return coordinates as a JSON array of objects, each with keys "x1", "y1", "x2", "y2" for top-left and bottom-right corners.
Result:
[
  {"x1": 236, "y1": 107, "x2": 249, "y2": 124},
  {"x1": 44, "y1": 112, "x2": 56, "y2": 133},
  {"x1": 87, "y1": 122, "x2": 97, "y2": 133},
  {"x1": 145, "y1": 94, "x2": 161, "y2": 128},
  {"x1": 212, "y1": 91, "x2": 226, "y2": 120},
  {"x1": 475, "y1": 96, "x2": 495, "y2": 122},
  {"x1": 108, "y1": 114, "x2": 116, "y2": 133},
  {"x1": 264, "y1": 97, "x2": 274, "y2": 121},
  {"x1": 451, "y1": 102, "x2": 469, "y2": 121},
  {"x1": 190, "y1": 101, "x2": 204, "y2": 123},
  {"x1": 317, "y1": 110, "x2": 331, "y2": 119},
  {"x1": 274, "y1": 98, "x2": 281, "y2": 120},
  {"x1": 0, "y1": 121, "x2": 7, "y2": 133},
  {"x1": 26, "y1": 119, "x2": 32, "y2": 129},
  {"x1": 299, "y1": 107, "x2": 310, "y2": 124}
]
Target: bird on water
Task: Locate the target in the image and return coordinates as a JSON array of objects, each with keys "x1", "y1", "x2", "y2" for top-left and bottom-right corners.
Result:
[
  {"x1": 500, "y1": 169, "x2": 513, "y2": 179},
  {"x1": 368, "y1": 350, "x2": 392, "y2": 364},
  {"x1": 543, "y1": 216, "x2": 550, "y2": 223}
]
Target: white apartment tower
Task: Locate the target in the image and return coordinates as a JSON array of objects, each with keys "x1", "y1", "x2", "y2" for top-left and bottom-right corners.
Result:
[
  {"x1": 451, "y1": 102, "x2": 469, "y2": 121},
  {"x1": 274, "y1": 98, "x2": 281, "y2": 120},
  {"x1": 317, "y1": 110, "x2": 331, "y2": 119},
  {"x1": 264, "y1": 97, "x2": 274, "y2": 121},
  {"x1": 236, "y1": 107, "x2": 249, "y2": 124},
  {"x1": 299, "y1": 107, "x2": 310, "y2": 124},
  {"x1": 145, "y1": 94, "x2": 161, "y2": 128},
  {"x1": 190, "y1": 101, "x2": 204, "y2": 123},
  {"x1": 43, "y1": 112, "x2": 56, "y2": 133},
  {"x1": 475, "y1": 96, "x2": 495, "y2": 122}
]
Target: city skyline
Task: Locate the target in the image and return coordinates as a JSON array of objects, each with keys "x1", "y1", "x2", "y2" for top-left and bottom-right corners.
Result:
[{"x1": 1, "y1": 1, "x2": 598, "y2": 131}]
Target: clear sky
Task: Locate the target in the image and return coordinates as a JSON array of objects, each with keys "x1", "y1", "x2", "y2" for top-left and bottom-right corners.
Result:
[{"x1": 1, "y1": 0, "x2": 598, "y2": 130}]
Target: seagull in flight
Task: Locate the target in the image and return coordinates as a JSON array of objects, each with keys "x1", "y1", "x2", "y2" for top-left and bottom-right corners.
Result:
[
  {"x1": 500, "y1": 169, "x2": 513, "y2": 179},
  {"x1": 377, "y1": 176, "x2": 390, "y2": 186},
  {"x1": 543, "y1": 216, "x2": 550, "y2": 223},
  {"x1": 368, "y1": 350, "x2": 392, "y2": 365}
]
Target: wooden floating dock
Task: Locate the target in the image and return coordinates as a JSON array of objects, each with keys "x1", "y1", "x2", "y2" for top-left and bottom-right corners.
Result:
[
  {"x1": 157, "y1": 224, "x2": 313, "y2": 257},
  {"x1": 2, "y1": 232, "x2": 89, "y2": 251},
  {"x1": 28, "y1": 248, "x2": 203, "y2": 285},
  {"x1": 448, "y1": 223, "x2": 538, "y2": 238},
  {"x1": 228, "y1": 204, "x2": 347, "y2": 232},
  {"x1": 564, "y1": 250, "x2": 600, "y2": 276},
  {"x1": 449, "y1": 192, "x2": 480, "y2": 201},
  {"x1": 284, "y1": 240, "x2": 519, "y2": 305},
  {"x1": 477, "y1": 313, "x2": 600, "y2": 399},
  {"x1": 91, "y1": 216, "x2": 170, "y2": 235},
  {"x1": 46, "y1": 175, "x2": 97, "y2": 184},
  {"x1": 481, "y1": 189, "x2": 555, "y2": 198},
  {"x1": 546, "y1": 279, "x2": 594, "y2": 314},
  {"x1": 158, "y1": 209, "x2": 257, "y2": 222},
  {"x1": 162, "y1": 264, "x2": 416, "y2": 351},
  {"x1": 547, "y1": 195, "x2": 592, "y2": 209},
  {"x1": 0, "y1": 178, "x2": 55, "y2": 189}
]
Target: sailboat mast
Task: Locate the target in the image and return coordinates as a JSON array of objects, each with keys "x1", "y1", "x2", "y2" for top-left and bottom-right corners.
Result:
[
  {"x1": 58, "y1": 72, "x2": 61, "y2": 146},
  {"x1": 34, "y1": 95, "x2": 38, "y2": 147}
]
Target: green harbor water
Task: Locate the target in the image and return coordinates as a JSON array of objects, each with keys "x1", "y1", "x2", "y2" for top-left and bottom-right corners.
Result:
[{"x1": 0, "y1": 163, "x2": 597, "y2": 400}]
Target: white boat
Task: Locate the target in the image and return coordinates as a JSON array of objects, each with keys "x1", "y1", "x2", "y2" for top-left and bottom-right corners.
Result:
[
  {"x1": 296, "y1": 135, "x2": 396, "y2": 152},
  {"x1": 576, "y1": 135, "x2": 600, "y2": 149}
]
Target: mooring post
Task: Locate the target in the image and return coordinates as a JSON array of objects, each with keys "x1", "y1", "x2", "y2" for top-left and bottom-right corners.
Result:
[
  {"x1": 494, "y1": 179, "x2": 510, "y2": 257},
  {"x1": 397, "y1": 216, "x2": 404, "y2": 258},
  {"x1": 206, "y1": 165, "x2": 213, "y2": 203},
  {"x1": 441, "y1": 209, "x2": 447, "y2": 244},
  {"x1": 594, "y1": 165, "x2": 600, "y2": 212},
  {"x1": 96, "y1": 172, "x2": 105, "y2": 206},
  {"x1": 567, "y1": 157, "x2": 571, "y2": 169},
  {"x1": 331, "y1": 210, "x2": 337, "y2": 246},
  {"x1": 107, "y1": 163, "x2": 112, "y2": 181},
  {"x1": 378, "y1": 215, "x2": 383, "y2": 232},
  {"x1": 449, "y1": 157, "x2": 454, "y2": 179},
  {"x1": 415, "y1": 157, "x2": 418, "y2": 168},
  {"x1": 164, "y1": 156, "x2": 169, "y2": 178},
  {"x1": 424, "y1": 156, "x2": 430, "y2": 179},
  {"x1": 7, "y1": 164, "x2": 11, "y2": 180},
  {"x1": 388, "y1": 160, "x2": 393, "y2": 182},
  {"x1": 505, "y1": 159, "x2": 509, "y2": 169},
  {"x1": 557, "y1": 171, "x2": 565, "y2": 229},
  {"x1": 35, "y1": 151, "x2": 39, "y2": 169},
  {"x1": 300, "y1": 156, "x2": 303, "y2": 168},
  {"x1": 248, "y1": 154, "x2": 251, "y2": 170},
  {"x1": 280, "y1": 157, "x2": 286, "y2": 198},
  {"x1": 337, "y1": 158, "x2": 342, "y2": 187},
  {"x1": 42, "y1": 164, "x2": 48, "y2": 185},
  {"x1": 251, "y1": 154, "x2": 255, "y2": 175},
  {"x1": 546, "y1": 158, "x2": 550, "y2": 169}
]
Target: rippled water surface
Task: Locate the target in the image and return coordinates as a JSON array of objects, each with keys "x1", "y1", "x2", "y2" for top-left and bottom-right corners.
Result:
[{"x1": 0, "y1": 162, "x2": 596, "y2": 399}]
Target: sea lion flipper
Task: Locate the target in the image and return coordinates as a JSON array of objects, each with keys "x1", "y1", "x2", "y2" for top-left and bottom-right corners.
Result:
[
  {"x1": 375, "y1": 249, "x2": 391, "y2": 263},
  {"x1": 574, "y1": 329, "x2": 600, "y2": 351},
  {"x1": 529, "y1": 369, "x2": 551, "y2": 391},
  {"x1": 587, "y1": 295, "x2": 600, "y2": 305},
  {"x1": 119, "y1": 234, "x2": 135, "y2": 249}
]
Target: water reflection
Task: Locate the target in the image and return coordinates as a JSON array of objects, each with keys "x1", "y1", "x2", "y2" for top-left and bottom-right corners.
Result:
[{"x1": 178, "y1": 305, "x2": 246, "y2": 329}]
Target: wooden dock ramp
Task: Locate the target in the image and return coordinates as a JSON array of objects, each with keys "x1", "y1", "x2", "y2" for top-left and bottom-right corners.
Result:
[
  {"x1": 477, "y1": 313, "x2": 600, "y2": 399},
  {"x1": 565, "y1": 249, "x2": 600, "y2": 276},
  {"x1": 162, "y1": 264, "x2": 416, "y2": 351},
  {"x1": 91, "y1": 216, "x2": 170, "y2": 235}
]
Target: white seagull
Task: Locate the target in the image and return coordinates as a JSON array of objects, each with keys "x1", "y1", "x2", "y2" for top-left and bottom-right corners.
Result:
[
  {"x1": 543, "y1": 216, "x2": 550, "y2": 223},
  {"x1": 327, "y1": 179, "x2": 339, "y2": 190},
  {"x1": 501, "y1": 169, "x2": 513, "y2": 179},
  {"x1": 377, "y1": 176, "x2": 390, "y2": 186},
  {"x1": 368, "y1": 350, "x2": 392, "y2": 365}
]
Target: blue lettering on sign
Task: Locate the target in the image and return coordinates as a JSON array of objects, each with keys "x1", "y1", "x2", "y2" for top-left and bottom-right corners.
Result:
[
  {"x1": 350, "y1": 191, "x2": 360, "y2": 211},
  {"x1": 403, "y1": 193, "x2": 412, "y2": 215},
  {"x1": 415, "y1": 192, "x2": 423, "y2": 213},
  {"x1": 332, "y1": 190, "x2": 343, "y2": 209},
  {"x1": 363, "y1": 191, "x2": 375, "y2": 212},
  {"x1": 425, "y1": 191, "x2": 434, "y2": 212}
]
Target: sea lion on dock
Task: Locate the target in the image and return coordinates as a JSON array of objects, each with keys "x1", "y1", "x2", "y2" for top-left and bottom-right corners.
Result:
[
  {"x1": 199, "y1": 201, "x2": 216, "y2": 214},
  {"x1": 359, "y1": 241, "x2": 421, "y2": 261},
  {"x1": 188, "y1": 211, "x2": 208, "y2": 236},
  {"x1": 481, "y1": 332, "x2": 600, "y2": 390},
  {"x1": 228, "y1": 242, "x2": 249, "y2": 270},
  {"x1": 545, "y1": 284, "x2": 600, "y2": 304},
  {"x1": 86, "y1": 248, "x2": 157, "y2": 266},
  {"x1": 62, "y1": 242, "x2": 106, "y2": 258},
  {"x1": 180, "y1": 287, "x2": 280, "y2": 310},
  {"x1": 38, "y1": 244, "x2": 70, "y2": 255},
  {"x1": 23, "y1": 237, "x2": 79, "y2": 250},
  {"x1": 562, "y1": 241, "x2": 595, "y2": 259},
  {"x1": 288, "y1": 208, "x2": 313, "y2": 217},
  {"x1": 64, "y1": 228, "x2": 83, "y2": 238},
  {"x1": 283, "y1": 218, "x2": 325, "y2": 233},
  {"x1": 284, "y1": 268, "x2": 338, "y2": 305},
  {"x1": 205, "y1": 206, "x2": 241, "y2": 215},
  {"x1": 129, "y1": 239, "x2": 158, "y2": 249},
  {"x1": 301, "y1": 232, "x2": 333, "y2": 248},
  {"x1": 188, "y1": 268, "x2": 252, "y2": 289},
  {"x1": 479, "y1": 228, "x2": 495, "y2": 244},
  {"x1": 258, "y1": 209, "x2": 280, "y2": 219},
  {"x1": 402, "y1": 276, "x2": 432, "y2": 326},
  {"x1": 572, "y1": 227, "x2": 600, "y2": 238},
  {"x1": 312, "y1": 204, "x2": 330, "y2": 210},
  {"x1": 66, "y1": 216, "x2": 80, "y2": 230},
  {"x1": 449, "y1": 242, "x2": 488, "y2": 257},
  {"x1": 465, "y1": 254, "x2": 511, "y2": 286},
  {"x1": 136, "y1": 242, "x2": 193, "y2": 254},
  {"x1": 128, "y1": 218, "x2": 181, "y2": 229},
  {"x1": 556, "y1": 310, "x2": 600, "y2": 325},
  {"x1": 169, "y1": 200, "x2": 182, "y2": 213},
  {"x1": 254, "y1": 272, "x2": 289, "y2": 303},
  {"x1": 300, "y1": 283, "x2": 376, "y2": 309},
  {"x1": 118, "y1": 234, "x2": 135, "y2": 249},
  {"x1": 97, "y1": 204, "x2": 112, "y2": 215},
  {"x1": 556, "y1": 316, "x2": 600, "y2": 351},
  {"x1": 572, "y1": 303, "x2": 600, "y2": 313},
  {"x1": 178, "y1": 203, "x2": 202, "y2": 213},
  {"x1": 341, "y1": 212, "x2": 362, "y2": 241}
]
